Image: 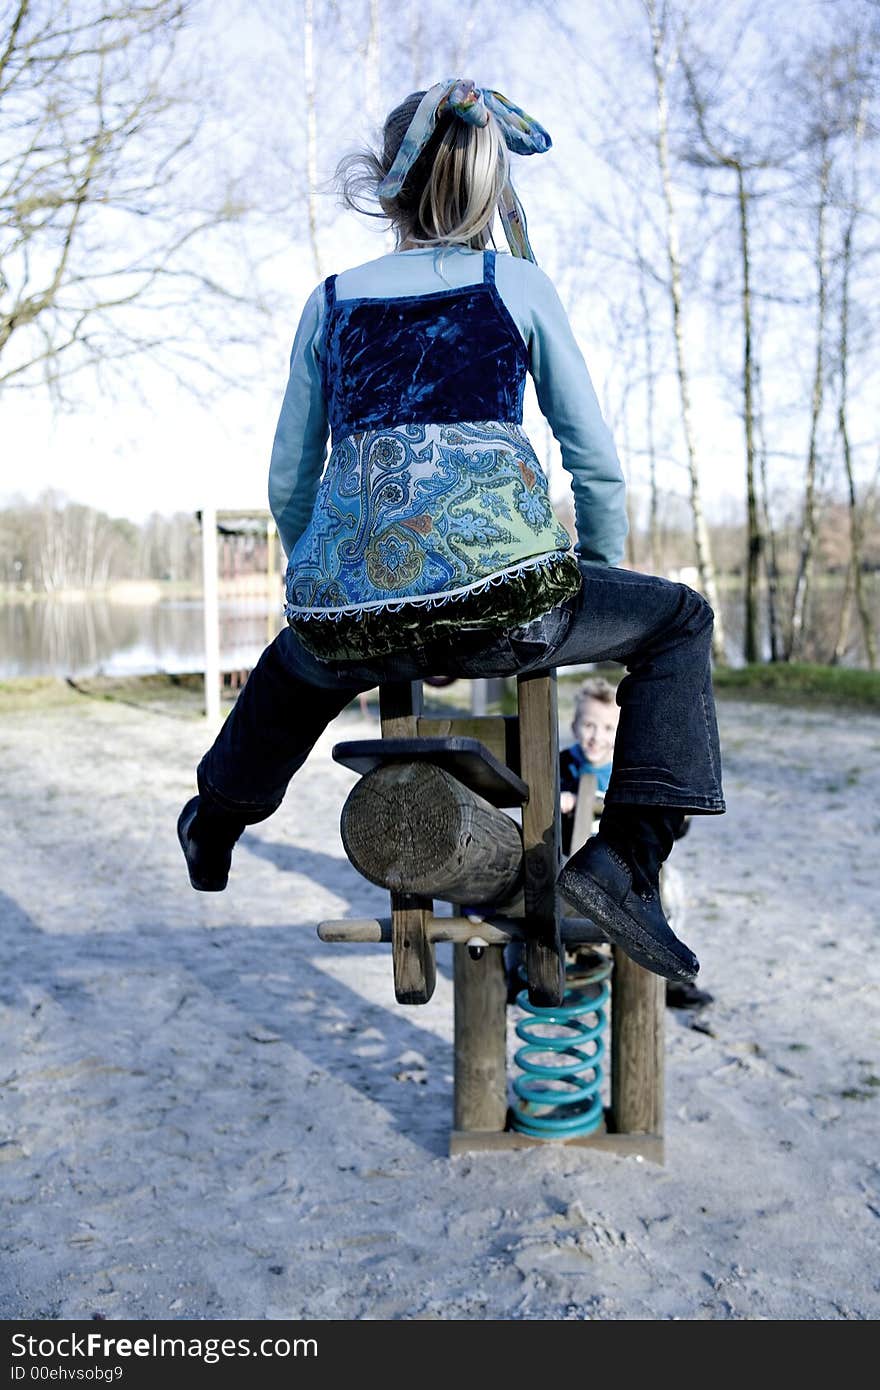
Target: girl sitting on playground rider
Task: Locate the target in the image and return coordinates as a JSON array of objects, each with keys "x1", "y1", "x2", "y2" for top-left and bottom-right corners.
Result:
[{"x1": 177, "y1": 78, "x2": 725, "y2": 988}]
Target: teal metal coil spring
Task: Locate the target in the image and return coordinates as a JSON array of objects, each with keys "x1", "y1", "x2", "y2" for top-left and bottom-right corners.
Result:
[{"x1": 510, "y1": 952, "x2": 613, "y2": 1140}]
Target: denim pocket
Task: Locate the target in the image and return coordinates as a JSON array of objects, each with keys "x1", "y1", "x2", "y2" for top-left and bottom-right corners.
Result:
[{"x1": 504, "y1": 603, "x2": 574, "y2": 670}]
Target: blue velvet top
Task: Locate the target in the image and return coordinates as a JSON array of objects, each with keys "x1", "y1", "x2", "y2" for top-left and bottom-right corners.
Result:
[
  {"x1": 269, "y1": 245, "x2": 628, "y2": 568},
  {"x1": 320, "y1": 247, "x2": 527, "y2": 438},
  {"x1": 271, "y1": 245, "x2": 628, "y2": 660}
]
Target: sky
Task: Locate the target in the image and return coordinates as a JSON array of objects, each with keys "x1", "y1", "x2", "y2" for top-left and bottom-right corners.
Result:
[{"x1": 1, "y1": 0, "x2": 872, "y2": 530}]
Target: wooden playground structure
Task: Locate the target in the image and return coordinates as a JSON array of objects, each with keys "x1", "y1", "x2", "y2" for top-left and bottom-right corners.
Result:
[
  {"x1": 199, "y1": 506, "x2": 282, "y2": 722},
  {"x1": 319, "y1": 670, "x2": 665, "y2": 1163},
  {"x1": 195, "y1": 509, "x2": 665, "y2": 1161}
]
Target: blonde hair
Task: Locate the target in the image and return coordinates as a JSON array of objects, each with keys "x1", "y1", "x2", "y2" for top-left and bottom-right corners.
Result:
[
  {"x1": 336, "y1": 90, "x2": 511, "y2": 252},
  {"x1": 573, "y1": 677, "x2": 618, "y2": 727}
]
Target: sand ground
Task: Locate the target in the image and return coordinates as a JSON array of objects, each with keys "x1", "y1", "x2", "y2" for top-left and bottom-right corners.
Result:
[{"x1": 1, "y1": 682, "x2": 878, "y2": 1320}]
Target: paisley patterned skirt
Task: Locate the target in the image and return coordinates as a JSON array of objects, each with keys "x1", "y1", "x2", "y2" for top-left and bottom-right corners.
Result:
[{"x1": 284, "y1": 419, "x2": 582, "y2": 661}]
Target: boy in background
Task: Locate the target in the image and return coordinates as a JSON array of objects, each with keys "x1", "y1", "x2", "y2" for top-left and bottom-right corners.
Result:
[{"x1": 560, "y1": 677, "x2": 618, "y2": 856}]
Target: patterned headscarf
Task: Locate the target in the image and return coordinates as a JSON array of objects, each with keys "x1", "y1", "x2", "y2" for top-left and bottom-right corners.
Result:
[{"x1": 377, "y1": 78, "x2": 552, "y2": 263}]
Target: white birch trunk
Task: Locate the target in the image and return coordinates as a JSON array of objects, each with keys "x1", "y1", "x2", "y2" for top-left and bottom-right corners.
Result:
[{"x1": 647, "y1": 0, "x2": 726, "y2": 663}]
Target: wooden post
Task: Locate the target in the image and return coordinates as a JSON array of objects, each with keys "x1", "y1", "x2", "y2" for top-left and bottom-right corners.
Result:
[
  {"x1": 571, "y1": 772, "x2": 598, "y2": 853},
  {"x1": 390, "y1": 891, "x2": 436, "y2": 1005},
  {"x1": 517, "y1": 671, "x2": 564, "y2": 1007},
  {"x1": 200, "y1": 505, "x2": 220, "y2": 724},
  {"x1": 609, "y1": 949, "x2": 665, "y2": 1135},
  {"x1": 379, "y1": 682, "x2": 436, "y2": 1003},
  {"x1": 453, "y1": 942, "x2": 508, "y2": 1134},
  {"x1": 380, "y1": 680, "x2": 422, "y2": 738}
]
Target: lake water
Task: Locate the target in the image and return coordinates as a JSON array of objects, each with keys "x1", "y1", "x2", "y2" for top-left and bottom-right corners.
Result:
[
  {"x1": 0, "y1": 597, "x2": 284, "y2": 680},
  {"x1": 1, "y1": 580, "x2": 873, "y2": 678}
]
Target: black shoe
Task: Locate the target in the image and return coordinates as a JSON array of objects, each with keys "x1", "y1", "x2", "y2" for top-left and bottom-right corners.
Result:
[
  {"x1": 557, "y1": 836, "x2": 700, "y2": 982},
  {"x1": 177, "y1": 795, "x2": 244, "y2": 891},
  {"x1": 503, "y1": 939, "x2": 526, "y2": 1005},
  {"x1": 665, "y1": 980, "x2": 714, "y2": 1010}
]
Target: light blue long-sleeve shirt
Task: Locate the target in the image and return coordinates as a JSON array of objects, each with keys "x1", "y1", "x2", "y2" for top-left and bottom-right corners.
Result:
[{"x1": 268, "y1": 245, "x2": 628, "y2": 566}]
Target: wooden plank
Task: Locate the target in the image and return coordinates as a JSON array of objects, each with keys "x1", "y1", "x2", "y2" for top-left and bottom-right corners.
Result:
[
  {"x1": 417, "y1": 715, "x2": 521, "y2": 776},
  {"x1": 571, "y1": 772, "x2": 598, "y2": 854},
  {"x1": 390, "y1": 892, "x2": 436, "y2": 1005},
  {"x1": 449, "y1": 1127, "x2": 664, "y2": 1164},
  {"x1": 317, "y1": 915, "x2": 606, "y2": 945},
  {"x1": 517, "y1": 671, "x2": 565, "y2": 1007},
  {"x1": 332, "y1": 736, "x2": 527, "y2": 806},
  {"x1": 609, "y1": 947, "x2": 665, "y2": 1136},
  {"x1": 453, "y1": 942, "x2": 508, "y2": 1133},
  {"x1": 416, "y1": 715, "x2": 506, "y2": 767},
  {"x1": 380, "y1": 683, "x2": 434, "y2": 1003}
]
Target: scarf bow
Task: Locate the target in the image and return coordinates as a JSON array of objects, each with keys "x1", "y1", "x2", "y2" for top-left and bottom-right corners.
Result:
[{"x1": 377, "y1": 77, "x2": 551, "y2": 262}]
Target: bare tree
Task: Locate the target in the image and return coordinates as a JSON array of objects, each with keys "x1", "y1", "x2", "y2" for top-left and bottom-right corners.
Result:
[
  {"x1": 328, "y1": 0, "x2": 383, "y2": 126},
  {"x1": 785, "y1": 130, "x2": 831, "y2": 660},
  {"x1": 780, "y1": 23, "x2": 878, "y2": 660},
  {"x1": 678, "y1": 35, "x2": 782, "y2": 664},
  {"x1": 0, "y1": 0, "x2": 253, "y2": 398},
  {"x1": 271, "y1": 0, "x2": 388, "y2": 284},
  {"x1": 831, "y1": 65, "x2": 877, "y2": 668},
  {"x1": 753, "y1": 359, "x2": 782, "y2": 660},
  {"x1": 0, "y1": 492, "x2": 201, "y2": 590},
  {"x1": 643, "y1": 0, "x2": 726, "y2": 661},
  {"x1": 303, "y1": 0, "x2": 323, "y2": 280},
  {"x1": 635, "y1": 241, "x2": 662, "y2": 574}
]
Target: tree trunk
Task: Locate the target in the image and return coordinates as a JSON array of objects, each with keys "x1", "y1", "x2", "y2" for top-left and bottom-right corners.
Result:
[
  {"x1": 647, "y1": 0, "x2": 726, "y2": 663},
  {"x1": 787, "y1": 146, "x2": 830, "y2": 661},
  {"x1": 836, "y1": 95, "x2": 876, "y2": 670},
  {"x1": 755, "y1": 364, "x2": 781, "y2": 663},
  {"x1": 620, "y1": 396, "x2": 639, "y2": 569},
  {"x1": 637, "y1": 250, "x2": 661, "y2": 574},
  {"x1": 737, "y1": 166, "x2": 762, "y2": 664},
  {"x1": 364, "y1": 0, "x2": 381, "y2": 127},
  {"x1": 303, "y1": 0, "x2": 323, "y2": 282},
  {"x1": 831, "y1": 558, "x2": 854, "y2": 666}
]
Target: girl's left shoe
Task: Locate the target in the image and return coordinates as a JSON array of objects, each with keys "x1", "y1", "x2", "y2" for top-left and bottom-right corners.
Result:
[{"x1": 557, "y1": 835, "x2": 699, "y2": 983}]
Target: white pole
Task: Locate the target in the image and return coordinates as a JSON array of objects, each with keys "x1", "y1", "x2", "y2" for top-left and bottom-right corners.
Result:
[
  {"x1": 470, "y1": 678, "x2": 487, "y2": 717},
  {"x1": 266, "y1": 516, "x2": 279, "y2": 645},
  {"x1": 201, "y1": 505, "x2": 221, "y2": 724}
]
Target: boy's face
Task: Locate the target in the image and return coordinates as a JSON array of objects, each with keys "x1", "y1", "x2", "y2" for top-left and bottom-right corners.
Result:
[{"x1": 573, "y1": 697, "x2": 619, "y2": 766}]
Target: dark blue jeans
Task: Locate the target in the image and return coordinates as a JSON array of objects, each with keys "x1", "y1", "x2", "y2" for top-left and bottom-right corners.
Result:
[{"x1": 196, "y1": 560, "x2": 725, "y2": 823}]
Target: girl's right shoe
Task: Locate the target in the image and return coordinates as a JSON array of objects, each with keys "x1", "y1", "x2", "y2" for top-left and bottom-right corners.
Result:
[
  {"x1": 557, "y1": 835, "x2": 699, "y2": 982},
  {"x1": 177, "y1": 795, "x2": 244, "y2": 891}
]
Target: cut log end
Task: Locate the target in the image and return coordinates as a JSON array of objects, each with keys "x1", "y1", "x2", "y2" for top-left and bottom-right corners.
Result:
[{"x1": 341, "y1": 761, "x2": 522, "y2": 904}]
